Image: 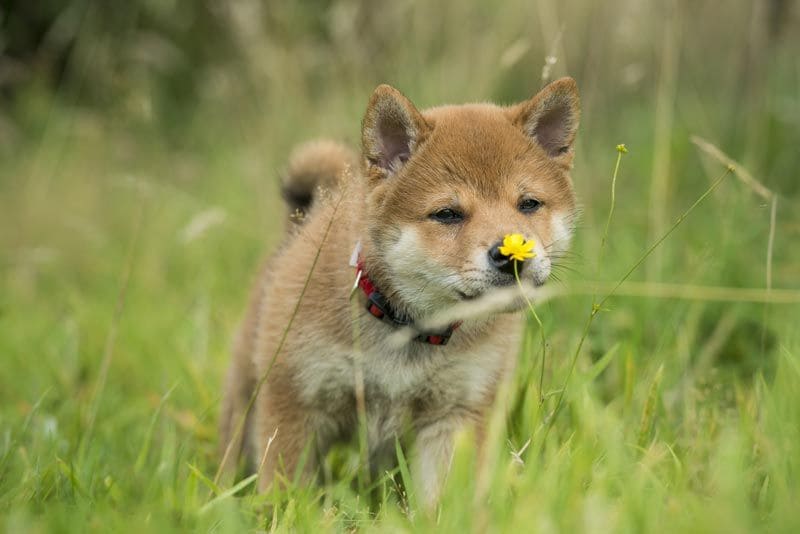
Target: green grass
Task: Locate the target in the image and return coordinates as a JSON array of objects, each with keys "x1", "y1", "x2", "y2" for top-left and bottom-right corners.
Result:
[{"x1": 2, "y1": 0, "x2": 800, "y2": 531}]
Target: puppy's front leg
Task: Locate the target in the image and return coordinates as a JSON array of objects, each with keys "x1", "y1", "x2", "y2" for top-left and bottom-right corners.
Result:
[
  {"x1": 254, "y1": 397, "x2": 315, "y2": 492},
  {"x1": 411, "y1": 416, "x2": 463, "y2": 510}
]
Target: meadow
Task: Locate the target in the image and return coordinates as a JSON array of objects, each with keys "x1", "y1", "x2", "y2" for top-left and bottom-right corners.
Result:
[{"x1": 1, "y1": 1, "x2": 799, "y2": 531}]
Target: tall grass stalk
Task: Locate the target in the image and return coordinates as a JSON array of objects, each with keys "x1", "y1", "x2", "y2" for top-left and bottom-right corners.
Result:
[
  {"x1": 349, "y1": 288, "x2": 372, "y2": 493},
  {"x1": 647, "y1": 4, "x2": 679, "y2": 281},
  {"x1": 636, "y1": 364, "x2": 664, "y2": 448},
  {"x1": 690, "y1": 136, "x2": 778, "y2": 354},
  {"x1": 214, "y1": 189, "x2": 346, "y2": 487},
  {"x1": 566, "y1": 280, "x2": 800, "y2": 304},
  {"x1": 595, "y1": 144, "x2": 627, "y2": 299},
  {"x1": 512, "y1": 261, "x2": 548, "y2": 405},
  {"x1": 762, "y1": 195, "x2": 777, "y2": 352},
  {"x1": 80, "y1": 198, "x2": 146, "y2": 460},
  {"x1": 545, "y1": 163, "x2": 733, "y2": 433},
  {"x1": 537, "y1": 143, "x2": 626, "y2": 431}
]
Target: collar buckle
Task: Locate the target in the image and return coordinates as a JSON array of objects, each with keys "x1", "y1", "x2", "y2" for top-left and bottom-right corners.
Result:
[{"x1": 365, "y1": 291, "x2": 411, "y2": 326}]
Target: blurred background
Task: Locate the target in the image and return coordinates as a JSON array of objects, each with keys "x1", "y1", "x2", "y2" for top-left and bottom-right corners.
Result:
[
  {"x1": 1, "y1": 0, "x2": 799, "y2": 530},
  {"x1": 2, "y1": 0, "x2": 798, "y2": 267}
]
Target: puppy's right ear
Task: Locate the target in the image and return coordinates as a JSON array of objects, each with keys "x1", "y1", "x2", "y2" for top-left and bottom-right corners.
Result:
[
  {"x1": 362, "y1": 85, "x2": 430, "y2": 176},
  {"x1": 508, "y1": 77, "x2": 580, "y2": 162}
]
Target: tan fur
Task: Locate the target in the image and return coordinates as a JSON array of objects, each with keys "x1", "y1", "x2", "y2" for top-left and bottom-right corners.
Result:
[{"x1": 220, "y1": 78, "x2": 580, "y2": 507}]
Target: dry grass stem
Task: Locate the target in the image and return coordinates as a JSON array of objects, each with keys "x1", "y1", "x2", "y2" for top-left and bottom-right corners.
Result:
[{"x1": 691, "y1": 135, "x2": 774, "y2": 201}]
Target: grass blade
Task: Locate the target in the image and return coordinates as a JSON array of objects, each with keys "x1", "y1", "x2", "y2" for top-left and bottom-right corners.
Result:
[
  {"x1": 200, "y1": 474, "x2": 258, "y2": 514},
  {"x1": 394, "y1": 438, "x2": 417, "y2": 515},
  {"x1": 637, "y1": 364, "x2": 664, "y2": 449},
  {"x1": 188, "y1": 463, "x2": 221, "y2": 496}
]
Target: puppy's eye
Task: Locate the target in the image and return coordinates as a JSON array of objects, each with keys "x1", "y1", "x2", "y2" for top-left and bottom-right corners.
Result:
[
  {"x1": 430, "y1": 208, "x2": 464, "y2": 224},
  {"x1": 518, "y1": 198, "x2": 543, "y2": 213}
]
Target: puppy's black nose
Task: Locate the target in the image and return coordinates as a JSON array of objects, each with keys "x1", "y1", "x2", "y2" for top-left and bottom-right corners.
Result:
[{"x1": 488, "y1": 242, "x2": 522, "y2": 276}]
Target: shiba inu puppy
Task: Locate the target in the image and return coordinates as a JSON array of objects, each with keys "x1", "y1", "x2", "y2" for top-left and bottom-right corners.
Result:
[{"x1": 219, "y1": 77, "x2": 580, "y2": 507}]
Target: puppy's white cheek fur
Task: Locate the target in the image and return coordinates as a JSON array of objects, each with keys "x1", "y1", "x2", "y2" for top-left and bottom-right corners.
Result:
[
  {"x1": 529, "y1": 240, "x2": 552, "y2": 285},
  {"x1": 549, "y1": 212, "x2": 574, "y2": 255},
  {"x1": 526, "y1": 211, "x2": 573, "y2": 285},
  {"x1": 386, "y1": 227, "x2": 459, "y2": 310}
]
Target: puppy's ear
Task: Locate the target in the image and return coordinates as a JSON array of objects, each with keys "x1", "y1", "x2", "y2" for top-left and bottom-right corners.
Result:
[
  {"x1": 362, "y1": 85, "x2": 430, "y2": 176},
  {"x1": 509, "y1": 77, "x2": 580, "y2": 160}
]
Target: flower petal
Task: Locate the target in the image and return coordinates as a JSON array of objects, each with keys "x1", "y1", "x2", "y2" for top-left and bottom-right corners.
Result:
[{"x1": 498, "y1": 233, "x2": 536, "y2": 262}]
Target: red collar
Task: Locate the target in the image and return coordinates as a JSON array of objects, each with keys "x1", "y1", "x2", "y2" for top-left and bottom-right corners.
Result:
[{"x1": 355, "y1": 259, "x2": 461, "y2": 346}]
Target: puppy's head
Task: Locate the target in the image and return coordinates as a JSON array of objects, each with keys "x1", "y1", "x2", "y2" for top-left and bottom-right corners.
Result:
[{"x1": 360, "y1": 78, "x2": 579, "y2": 317}]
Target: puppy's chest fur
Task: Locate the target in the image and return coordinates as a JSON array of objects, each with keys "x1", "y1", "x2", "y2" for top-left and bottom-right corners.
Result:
[{"x1": 288, "y1": 324, "x2": 514, "y2": 446}]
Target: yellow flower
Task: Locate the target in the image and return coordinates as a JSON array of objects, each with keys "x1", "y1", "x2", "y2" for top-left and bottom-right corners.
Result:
[{"x1": 499, "y1": 233, "x2": 536, "y2": 262}]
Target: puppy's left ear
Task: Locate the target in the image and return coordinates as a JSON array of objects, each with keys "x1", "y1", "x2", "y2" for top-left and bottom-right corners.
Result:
[
  {"x1": 509, "y1": 77, "x2": 580, "y2": 160},
  {"x1": 362, "y1": 85, "x2": 430, "y2": 177}
]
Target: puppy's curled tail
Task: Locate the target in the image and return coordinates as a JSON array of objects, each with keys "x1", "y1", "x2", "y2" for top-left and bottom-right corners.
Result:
[{"x1": 281, "y1": 140, "x2": 359, "y2": 221}]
